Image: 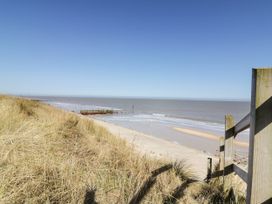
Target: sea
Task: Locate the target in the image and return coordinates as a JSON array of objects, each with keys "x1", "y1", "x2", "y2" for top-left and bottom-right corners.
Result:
[{"x1": 28, "y1": 96, "x2": 250, "y2": 157}]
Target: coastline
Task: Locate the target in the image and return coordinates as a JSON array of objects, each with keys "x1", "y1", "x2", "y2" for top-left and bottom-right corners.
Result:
[{"x1": 41, "y1": 99, "x2": 249, "y2": 179}]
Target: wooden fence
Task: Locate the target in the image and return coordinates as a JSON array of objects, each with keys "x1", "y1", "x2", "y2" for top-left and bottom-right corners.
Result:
[{"x1": 207, "y1": 68, "x2": 272, "y2": 204}]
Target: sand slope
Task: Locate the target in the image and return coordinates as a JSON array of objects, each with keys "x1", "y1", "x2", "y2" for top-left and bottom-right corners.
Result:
[{"x1": 93, "y1": 119, "x2": 216, "y2": 180}]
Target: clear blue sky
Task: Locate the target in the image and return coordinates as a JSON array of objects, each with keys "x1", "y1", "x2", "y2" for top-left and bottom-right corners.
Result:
[{"x1": 0, "y1": 1, "x2": 271, "y2": 100}]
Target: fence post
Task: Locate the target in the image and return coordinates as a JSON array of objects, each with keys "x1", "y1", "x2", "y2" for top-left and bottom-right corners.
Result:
[
  {"x1": 207, "y1": 157, "x2": 212, "y2": 182},
  {"x1": 224, "y1": 115, "x2": 234, "y2": 190},
  {"x1": 219, "y1": 136, "x2": 224, "y2": 171},
  {"x1": 224, "y1": 115, "x2": 234, "y2": 167},
  {"x1": 246, "y1": 68, "x2": 272, "y2": 204}
]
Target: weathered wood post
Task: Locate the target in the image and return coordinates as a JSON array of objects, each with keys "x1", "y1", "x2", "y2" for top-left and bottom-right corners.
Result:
[
  {"x1": 219, "y1": 136, "x2": 224, "y2": 171},
  {"x1": 218, "y1": 136, "x2": 225, "y2": 185},
  {"x1": 207, "y1": 157, "x2": 212, "y2": 182},
  {"x1": 246, "y1": 68, "x2": 272, "y2": 204},
  {"x1": 224, "y1": 115, "x2": 234, "y2": 167},
  {"x1": 224, "y1": 115, "x2": 234, "y2": 190}
]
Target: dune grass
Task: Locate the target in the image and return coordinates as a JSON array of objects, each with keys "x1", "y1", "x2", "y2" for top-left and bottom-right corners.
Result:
[{"x1": 0, "y1": 95, "x2": 230, "y2": 203}]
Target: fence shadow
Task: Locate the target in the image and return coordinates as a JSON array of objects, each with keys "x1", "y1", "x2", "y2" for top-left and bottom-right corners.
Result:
[
  {"x1": 128, "y1": 164, "x2": 173, "y2": 204},
  {"x1": 262, "y1": 197, "x2": 272, "y2": 204},
  {"x1": 163, "y1": 178, "x2": 197, "y2": 204},
  {"x1": 83, "y1": 187, "x2": 98, "y2": 204}
]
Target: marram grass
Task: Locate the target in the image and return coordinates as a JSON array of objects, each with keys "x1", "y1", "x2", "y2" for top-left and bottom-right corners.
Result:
[{"x1": 0, "y1": 95, "x2": 229, "y2": 203}]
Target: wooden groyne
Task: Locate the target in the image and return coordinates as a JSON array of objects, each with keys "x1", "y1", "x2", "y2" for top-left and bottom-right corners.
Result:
[{"x1": 80, "y1": 109, "x2": 115, "y2": 115}]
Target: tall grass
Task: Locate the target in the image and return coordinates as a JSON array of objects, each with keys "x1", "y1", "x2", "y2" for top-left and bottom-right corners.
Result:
[{"x1": 0, "y1": 96, "x2": 228, "y2": 203}]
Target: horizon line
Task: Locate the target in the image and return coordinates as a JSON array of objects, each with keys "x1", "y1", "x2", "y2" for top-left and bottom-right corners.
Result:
[{"x1": 14, "y1": 93, "x2": 250, "y2": 102}]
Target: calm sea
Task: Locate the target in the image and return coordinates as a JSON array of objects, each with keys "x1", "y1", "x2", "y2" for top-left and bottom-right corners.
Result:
[
  {"x1": 30, "y1": 96, "x2": 249, "y2": 124},
  {"x1": 28, "y1": 96, "x2": 250, "y2": 154}
]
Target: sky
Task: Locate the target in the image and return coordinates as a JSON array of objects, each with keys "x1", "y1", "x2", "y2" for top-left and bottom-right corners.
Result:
[{"x1": 0, "y1": 1, "x2": 271, "y2": 100}]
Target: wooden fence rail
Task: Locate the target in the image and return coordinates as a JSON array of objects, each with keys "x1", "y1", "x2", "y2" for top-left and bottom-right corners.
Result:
[
  {"x1": 234, "y1": 113, "x2": 250, "y2": 136},
  {"x1": 207, "y1": 68, "x2": 272, "y2": 204}
]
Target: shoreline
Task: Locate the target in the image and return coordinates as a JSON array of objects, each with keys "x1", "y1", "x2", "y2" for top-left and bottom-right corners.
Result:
[{"x1": 45, "y1": 101, "x2": 248, "y2": 179}]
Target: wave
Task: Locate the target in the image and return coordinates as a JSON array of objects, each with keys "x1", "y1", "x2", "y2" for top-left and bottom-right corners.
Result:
[
  {"x1": 45, "y1": 99, "x2": 249, "y2": 139},
  {"x1": 152, "y1": 113, "x2": 166, "y2": 117},
  {"x1": 98, "y1": 113, "x2": 250, "y2": 137}
]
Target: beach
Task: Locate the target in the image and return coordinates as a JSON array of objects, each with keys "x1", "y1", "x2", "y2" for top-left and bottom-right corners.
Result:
[
  {"x1": 92, "y1": 118, "x2": 214, "y2": 180},
  {"x1": 35, "y1": 96, "x2": 250, "y2": 174},
  {"x1": 34, "y1": 97, "x2": 250, "y2": 150}
]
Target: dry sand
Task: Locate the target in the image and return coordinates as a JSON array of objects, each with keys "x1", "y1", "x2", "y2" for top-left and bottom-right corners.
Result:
[{"x1": 92, "y1": 118, "x2": 216, "y2": 180}]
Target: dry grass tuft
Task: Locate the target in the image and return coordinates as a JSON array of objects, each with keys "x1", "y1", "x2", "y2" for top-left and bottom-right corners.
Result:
[
  {"x1": 173, "y1": 161, "x2": 197, "y2": 182},
  {"x1": 16, "y1": 98, "x2": 39, "y2": 116},
  {"x1": 192, "y1": 182, "x2": 224, "y2": 203},
  {"x1": 207, "y1": 162, "x2": 246, "y2": 203}
]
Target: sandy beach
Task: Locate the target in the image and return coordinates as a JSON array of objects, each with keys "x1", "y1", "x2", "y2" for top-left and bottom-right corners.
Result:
[{"x1": 92, "y1": 118, "x2": 216, "y2": 180}]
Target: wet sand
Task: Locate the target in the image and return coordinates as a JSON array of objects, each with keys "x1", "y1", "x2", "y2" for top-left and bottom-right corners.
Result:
[{"x1": 173, "y1": 127, "x2": 249, "y2": 148}]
